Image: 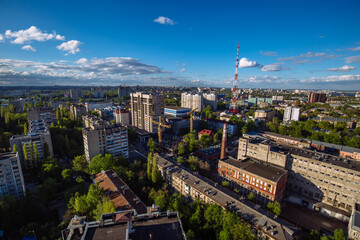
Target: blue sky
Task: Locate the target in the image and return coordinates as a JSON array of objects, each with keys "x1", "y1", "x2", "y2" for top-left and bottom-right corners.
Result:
[{"x1": 0, "y1": 0, "x2": 359, "y2": 90}]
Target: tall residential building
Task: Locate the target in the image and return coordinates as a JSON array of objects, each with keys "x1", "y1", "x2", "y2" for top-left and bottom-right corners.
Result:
[
  {"x1": 69, "y1": 88, "x2": 83, "y2": 99},
  {"x1": 283, "y1": 107, "x2": 301, "y2": 122},
  {"x1": 114, "y1": 109, "x2": 130, "y2": 126},
  {"x1": 27, "y1": 107, "x2": 57, "y2": 126},
  {"x1": 130, "y1": 92, "x2": 164, "y2": 133},
  {"x1": 82, "y1": 116, "x2": 129, "y2": 162},
  {"x1": 181, "y1": 92, "x2": 203, "y2": 112},
  {"x1": 203, "y1": 92, "x2": 217, "y2": 110},
  {"x1": 348, "y1": 202, "x2": 360, "y2": 240},
  {"x1": 308, "y1": 92, "x2": 326, "y2": 103},
  {"x1": 0, "y1": 152, "x2": 26, "y2": 199},
  {"x1": 10, "y1": 121, "x2": 54, "y2": 169},
  {"x1": 118, "y1": 85, "x2": 130, "y2": 99},
  {"x1": 70, "y1": 103, "x2": 87, "y2": 120}
]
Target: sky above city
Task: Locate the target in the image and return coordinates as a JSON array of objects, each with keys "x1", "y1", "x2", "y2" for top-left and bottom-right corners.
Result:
[{"x1": 0, "y1": 0, "x2": 360, "y2": 90}]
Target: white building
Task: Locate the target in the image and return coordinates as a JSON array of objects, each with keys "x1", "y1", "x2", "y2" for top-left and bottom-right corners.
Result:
[
  {"x1": 0, "y1": 152, "x2": 26, "y2": 199},
  {"x1": 181, "y1": 92, "x2": 204, "y2": 112},
  {"x1": 82, "y1": 116, "x2": 129, "y2": 162},
  {"x1": 283, "y1": 107, "x2": 301, "y2": 122},
  {"x1": 130, "y1": 92, "x2": 164, "y2": 133},
  {"x1": 114, "y1": 109, "x2": 130, "y2": 126},
  {"x1": 203, "y1": 92, "x2": 217, "y2": 110}
]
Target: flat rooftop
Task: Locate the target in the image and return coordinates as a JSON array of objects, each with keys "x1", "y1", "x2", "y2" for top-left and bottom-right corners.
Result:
[
  {"x1": 0, "y1": 152, "x2": 16, "y2": 160},
  {"x1": 220, "y1": 156, "x2": 287, "y2": 183},
  {"x1": 84, "y1": 223, "x2": 127, "y2": 240},
  {"x1": 164, "y1": 106, "x2": 190, "y2": 110}
]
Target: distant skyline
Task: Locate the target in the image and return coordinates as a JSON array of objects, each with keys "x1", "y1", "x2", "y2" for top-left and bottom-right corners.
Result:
[{"x1": 0, "y1": 0, "x2": 360, "y2": 90}]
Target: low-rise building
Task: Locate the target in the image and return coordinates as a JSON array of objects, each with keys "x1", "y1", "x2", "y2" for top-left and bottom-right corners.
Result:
[
  {"x1": 348, "y1": 203, "x2": 360, "y2": 240},
  {"x1": 218, "y1": 156, "x2": 288, "y2": 204},
  {"x1": 254, "y1": 109, "x2": 275, "y2": 122},
  {"x1": 0, "y1": 152, "x2": 26, "y2": 199},
  {"x1": 208, "y1": 119, "x2": 239, "y2": 136},
  {"x1": 93, "y1": 169, "x2": 147, "y2": 214},
  {"x1": 164, "y1": 106, "x2": 190, "y2": 117},
  {"x1": 61, "y1": 209, "x2": 186, "y2": 240}
]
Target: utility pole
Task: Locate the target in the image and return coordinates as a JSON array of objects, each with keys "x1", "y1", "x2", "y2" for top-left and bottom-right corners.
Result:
[
  {"x1": 186, "y1": 108, "x2": 197, "y2": 132},
  {"x1": 149, "y1": 116, "x2": 171, "y2": 151}
]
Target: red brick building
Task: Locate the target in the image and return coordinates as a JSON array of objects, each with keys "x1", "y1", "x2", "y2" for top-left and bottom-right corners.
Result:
[
  {"x1": 198, "y1": 129, "x2": 213, "y2": 139},
  {"x1": 218, "y1": 156, "x2": 288, "y2": 204}
]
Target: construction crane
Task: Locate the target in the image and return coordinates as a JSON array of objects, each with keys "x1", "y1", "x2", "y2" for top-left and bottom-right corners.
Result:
[
  {"x1": 149, "y1": 116, "x2": 171, "y2": 151},
  {"x1": 229, "y1": 43, "x2": 240, "y2": 114},
  {"x1": 186, "y1": 108, "x2": 197, "y2": 132}
]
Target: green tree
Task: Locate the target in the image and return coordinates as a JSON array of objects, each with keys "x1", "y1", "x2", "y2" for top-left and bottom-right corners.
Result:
[
  {"x1": 33, "y1": 142, "x2": 40, "y2": 162},
  {"x1": 12, "y1": 144, "x2": 18, "y2": 152},
  {"x1": 204, "y1": 204, "x2": 223, "y2": 231},
  {"x1": 28, "y1": 142, "x2": 34, "y2": 162},
  {"x1": 147, "y1": 152, "x2": 153, "y2": 178},
  {"x1": 199, "y1": 133, "x2": 211, "y2": 148},
  {"x1": 23, "y1": 143, "x2": 29, "y2": 160},
  {"x1": 72, "y1": 155, "x2": 89, "y2": 172},
  {"x1": 43, "y1": 142, "x2": 50, "y2": 159},
  {"x1": 62, "y1": 169, "x2": 73, "y2": 181},
  {"x1": 147, "y1": 137, "x2": 156, "y2": 152},
  {"x1": 151, "y1": 155, "x2": 161, "y2": 184},
  {"x1": 247, "y1": 192, "x2": 255, "y2": 202},
  {"x1": 89, "y1": 153, "x2": 116, "y2": 174},
  {"x1": 65, "y1": 135, "x2": 71, "y2": 153},
  {"x1": 187, "y1": 155, "x2": 199, "y2": 171},
  {"x1": 221, "y1": 181, "x2": 230, "y2": 189},
  {"x1": 178, "y1": 142, "x2": 186, "y2": 155},
  {"x1": 93, "y1": 200, "x2": 116, "y2": 220},
  {"x1": 213, "y1": 133, "x2": 219, "y2": 144},
  {"x1": 23, "y1": 122, "x2": 28, "y2": 135}
]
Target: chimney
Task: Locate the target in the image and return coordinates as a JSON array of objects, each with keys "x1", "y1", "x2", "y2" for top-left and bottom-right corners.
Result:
[{"x1": 220, "y1": 123, "x2": 227, "y2": 159}]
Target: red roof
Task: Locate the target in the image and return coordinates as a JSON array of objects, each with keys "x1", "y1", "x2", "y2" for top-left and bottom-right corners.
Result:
[{"x1": 198, "y1": 129, "x2": 213, "y2": 136}]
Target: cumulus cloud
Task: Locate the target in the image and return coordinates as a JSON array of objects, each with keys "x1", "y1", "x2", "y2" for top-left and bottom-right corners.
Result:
[
  {"x1": 301, "y1": 75, "x2": 360, "y2": 83},
  {"x1": 326, "y1": 65, "x2": 356, "y2": 72},
  {"x1": 179, "y1": 68, "x2": 186, "y2": 73},
  {"x1": 238, "y1": 58, "x2": 259, "y2": 68},
  {"x1": 5, "y1": 26, "x2": 65, "y2": 44},
  {"x1": 75, "y1": 58, "x2": 89, "y2": 64},
  {"x1": 0, "y1": 34, "x2": 3, "y2": 41},
  {"x1": 241, "y1": 75, "x2": 281, "y2": 84},
  {"x1": 260, "y1": 51, "x2": 277, "y2": 56},
  {"x1": 154, "y1": 16, "x2": 175, "y2": 25},
  {"x1": 57, "y1": 40, "x2": 82, "y2": 55},
  {"x1": 21, "y1": 45, "x2": 36, "y2": 52},
  {"x1": 348, "y1": 46, "x2": 360, "y2": 51},
  {"x1": 345, "y1": 55, "x2": 360, "y2": 63}
]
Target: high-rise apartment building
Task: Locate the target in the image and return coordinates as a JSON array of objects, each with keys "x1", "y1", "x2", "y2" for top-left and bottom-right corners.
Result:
[
  {"x1": 283, "y1": 107, "x2": 301, "y2": 122},
  {"x1": 118, "y1": 85, "x2": 130, "y2": 99},
  {"x1": 0, "y1": 152, "x2": 26, "y2": 199},
  {"x1": 82, "y1": 116, "x2": 129, "y2": 162},
  {"x1": 69, "y1": 88, "x2": 83, "y2": 99},
  {"x1": 308, "y1": 92, "x2": 326, "y2": 103},
  {"x1": 114, "y1": 109, "x2": 130, "y2": 126},
  {"x1": 181, "y1": 92, "x2": 203, "y2": 112},
  {"x1": 10, "y1": 120, "x2": 54, "y2": 169},
  {"x1": 70, "y1": 103, "x2": 87, "y2": 120},
  {"x1": 203, "y1": 92, "x2": 217, "y2": 110},
  {"x1": 130, "y1": 92, "x2": 164, "y2": 133}
]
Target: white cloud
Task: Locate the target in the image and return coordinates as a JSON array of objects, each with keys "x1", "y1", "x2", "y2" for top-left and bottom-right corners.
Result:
[
  {"x1": 238, "y1": 58, "x2": 259, "y2": 68},
  {"x1": 299, "y1": 52, "x2": 326, "y2": 58},
  {"x1": 260, "y1": 51, "x2": 277, "y2": 56},
  {"x1": 261, "y1": 63, "x2": 282, "y2": 72},
  {"x1": 57, "y1": 40, "x2": 82, "y2": 55},
  {"x1": 21, "y1": 45, "x2": 36, "y2": 52},
  {"x1": 301, "y1": 75, "x2": 360, "y2": 83},
  {"x1": 243, "y1": 75, "x2": 281, "y2": 83},
  {"x1": 75, "y1": 58, "x2": 88, "y2": 64},
  {"x1": 179, "y1": 68, "x2": 186, "y2": 73},
  {"x1": 277, "y1": 51, "x2": 330, "y2": 64},
  {"x1": 0, "y1": 34, "x2": 3, "y2": 41},
  {"x1": 345, "y1": 55, "x2": 360, "y2": 63},
  {"x1": 348, "y1": 46, "x2": 360, "y2": 51},
  {"x1": 5, "y1": 26, "x2": 65, "y2": 44},
  {"x1": 326, "y1": 65, "x2": 356, "y2": 72},
  {"x1": 154, "y1": 16, "x2": 175, "y2": 25}
]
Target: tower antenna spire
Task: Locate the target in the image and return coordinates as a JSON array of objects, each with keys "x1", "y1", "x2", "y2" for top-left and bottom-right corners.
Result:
[{"x1": 229, "y1": 43, "x2": 239, "y2": 114}]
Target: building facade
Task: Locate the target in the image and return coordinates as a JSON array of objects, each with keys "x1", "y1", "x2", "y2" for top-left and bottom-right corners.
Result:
[
  {"x1": 82, "y1": 116, "x2": 129, "y2": 162},
  {"x1": 181, "y1": 92, "x2": 203, "y2": 112},
  {"x1": 69, "y1": 88, "x2": 83, "y2": 99},
  {"x1": 308, "y1": 92, "x2": 326, "y2": 103},
  {"x1": 218, "y1": 156, "x2": 288, "y2": 204},
  {"x1": 114, "y1": 109, "x2": 130, "y2": 126},
  {"x1": 254, "y1": 109, "x2": 275, "y2": 121},
  {"x1": 283, "y1": 107, "x2": 301, "y2": 122},
  {"x1": 130, "y1": 92, "x2": 164, "y2": 133},
  {"x1": 348, "y1": 203, "x2": 360, "y2": 240},
  {"x1": 203, "y1": 92, "x2": 217, "y2": 110},
  {"x1": 237, "y1": 137, "x2": 360, "y2": 215},
  {"x1": 164, "y1": 106, "x2": 190, "y2": 117},
  {"x1": 118, "y1": 85, "x2": 130, "y2": 99},
  {"x1": 0, "y1": 152, "x2": 26, "y2": 199},
  {"x1": 70, "y1": 103, "x2": 87, "y2": 120},
  {"x1": 27, "y1": 107, "x2": 57, "y2": 126}
]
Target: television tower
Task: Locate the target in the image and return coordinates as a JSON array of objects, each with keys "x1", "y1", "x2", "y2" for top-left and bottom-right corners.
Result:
[{"x1": 229, "y1": 44, "x2": 239, "y2": 114}]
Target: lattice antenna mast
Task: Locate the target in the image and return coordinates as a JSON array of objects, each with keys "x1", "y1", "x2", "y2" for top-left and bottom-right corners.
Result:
[{"x1": 233, "y1": 43, "x2": 239, "y2": 104}]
